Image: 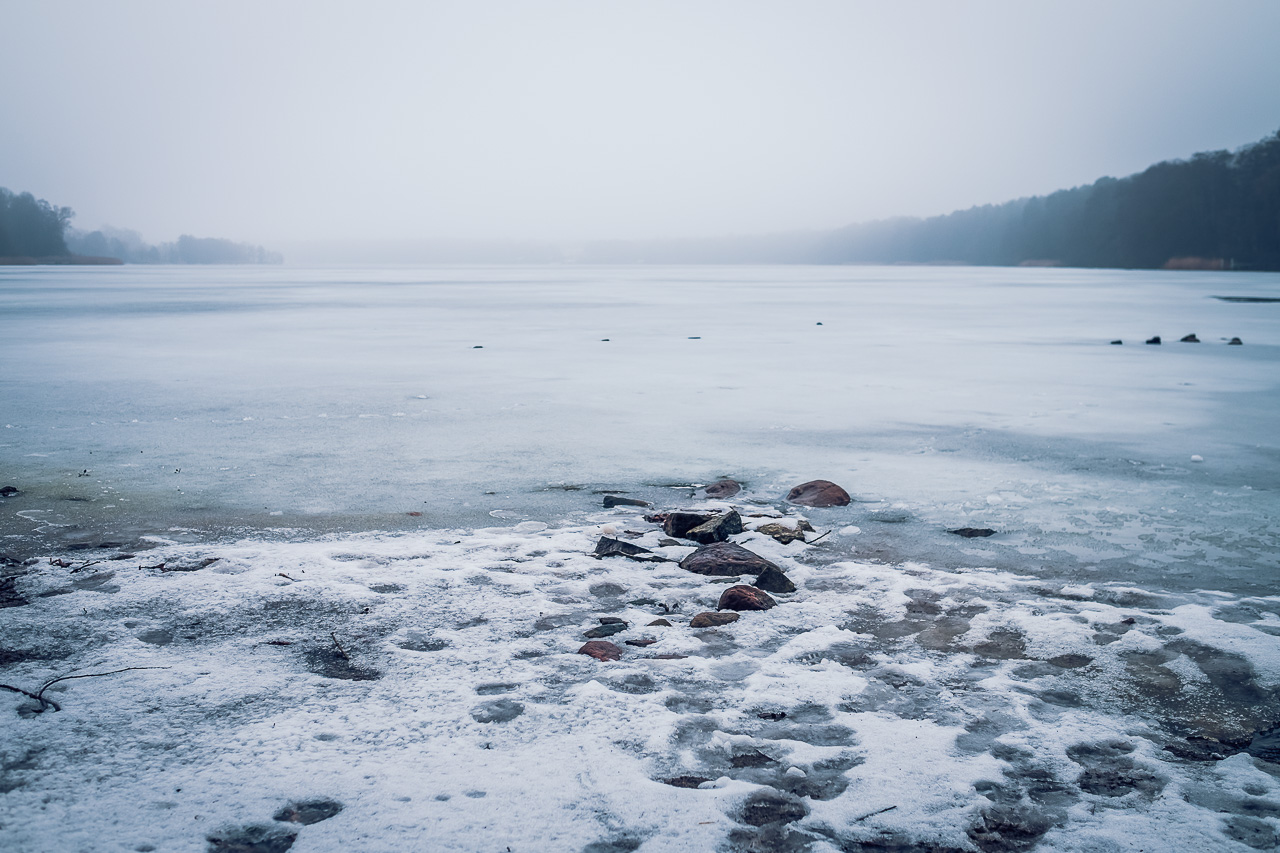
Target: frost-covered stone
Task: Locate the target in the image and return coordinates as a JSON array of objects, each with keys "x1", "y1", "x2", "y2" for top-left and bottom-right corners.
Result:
[{"x1": 703, "y1": 479, "x2": 741, "y2": 498}]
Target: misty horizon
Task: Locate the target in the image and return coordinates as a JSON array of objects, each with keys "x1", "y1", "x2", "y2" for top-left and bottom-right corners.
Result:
[{"x1": 4, "y1": 1, "x2": 1280, "y2": 250}]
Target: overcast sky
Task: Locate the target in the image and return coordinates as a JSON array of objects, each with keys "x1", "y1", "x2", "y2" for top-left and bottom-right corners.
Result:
[{"x1": 3, "y1": 0, "x2": 1279, "y2": 245}]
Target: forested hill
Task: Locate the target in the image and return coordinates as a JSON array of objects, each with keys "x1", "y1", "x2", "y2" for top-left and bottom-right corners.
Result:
[{"x1": 817, "y1": 129, "x2": 1280, "y2": 271}]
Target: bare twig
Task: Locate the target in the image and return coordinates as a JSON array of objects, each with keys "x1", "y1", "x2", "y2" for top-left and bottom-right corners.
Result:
[
  {"x1": 330, "y1": 632, "x2": 350, "y2": 661},
  {"x1": 853, "y1": 805, "x2": 897, "y2": 822},
  {"x1": 35, "y1": 666, "x2": 171, "y2": 706},
  {"x1": 69, "y1": 559, "x2": 106, "y2": 574},
  {"x1": 805, "y1": 529, "x2": 832, "y2": 546}
]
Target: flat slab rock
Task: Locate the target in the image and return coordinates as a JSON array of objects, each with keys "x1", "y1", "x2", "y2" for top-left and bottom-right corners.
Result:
[
  {"x1": 786, "y1": 480, "x2": 851, "y2": 507},
  {"x1": 718, "y1": 585, "x2": 777, "y2": 611},
  {"x1": 690, "y1": 611, "x2": 740, "y2": 628},
  {"x1": 950, "y1": 527, "x2": 996, "y2": 538},
  {"x1": 680, "y1": 541, "x2": 780, "y2": 577},
  {"x1": 684, "y1": 510, "x2": 743, "y2": 544}
]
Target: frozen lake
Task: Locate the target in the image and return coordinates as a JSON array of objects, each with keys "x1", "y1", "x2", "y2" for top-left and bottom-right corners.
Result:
[
  {"x1": 3, "y1": 265, "x2": 1280, "y2": 852},
  {"x1": 2, "y1": 264, "x2": 1278, "y2": 595}
]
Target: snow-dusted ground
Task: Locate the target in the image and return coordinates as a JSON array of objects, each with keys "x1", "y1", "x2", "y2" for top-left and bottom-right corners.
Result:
[
  {"x1": 3, "y1": 502, "x2": 1280, "y2": 852},
  {"x1": 2, "y1": 265, "x2": 1279, "y2": 850}
]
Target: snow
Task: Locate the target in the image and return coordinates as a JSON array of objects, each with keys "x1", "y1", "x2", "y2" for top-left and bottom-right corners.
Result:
[{"x1": 3, "y1": 512, "x2": 1279, "y2": 851}]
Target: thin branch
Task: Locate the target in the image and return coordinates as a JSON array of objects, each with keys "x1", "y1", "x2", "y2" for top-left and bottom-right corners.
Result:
[
  {"x1": 805, "y1": 529, "x2": 832, "y2": 546},
  {"x1": 854, "y1": 805, "x2": 897, "y2": 822},
  {"x1": 36, "y1": 666, "x2": 170, "y2": 704},
  {"x1": 330, "y1": 632, "x2": 350, "y2": 661},
  {"x1": 0, "y1": 683, "x2": 60, "y2": 713},
  {"x1": 69, "y1": 559, "x2": 107, "y2": 574}
]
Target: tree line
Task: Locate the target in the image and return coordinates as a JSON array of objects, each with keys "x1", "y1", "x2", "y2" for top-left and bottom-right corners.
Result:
[
  {"x1": 0, "y1": 187, "x2": 281, "y2": 264},
  {"x1": 815, "y1": 129, "x2": 1280, "y2": 270}
]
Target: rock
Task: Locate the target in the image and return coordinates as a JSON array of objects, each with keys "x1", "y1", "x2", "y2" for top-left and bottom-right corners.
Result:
[
  {"x1": 755, "y1": 520, "x2": 813, "y2": 545},
  {"x1": 273, "y1": 799, "x2": 343, "y2": 825},
  {"x1": 684, "y1": 510, "x2": 743, "y2": 544},
  {"x1": 785, "y1": 480, "x2": 850, "y2": 507},
  {"x1": 753, "y1": 565, "x2": 796, "y2": 594},
  {"x1": 949, "y1": 527, "x2": 996, "y2": 538},
  {"x1": 647, "y1": 618, "x2": 673, "y2": 627},
  {"x1": 599, "y1": 616, "x2": 626, "y2": 625},
  {"x1": 1110, "y1": 340, "x2": 1123, "y2": 345},
  {"x1": 602, "y1": 495, "x2": 651, "y2": 508},
  {"x1": 583, "y1": 623, "x2": 627, "y2": 639},
  {"x1": 663, "y1": 775, "x2": 712, "y2": 788},
  {"x1": 1181, "y1": 333, "x2": 1200, "y2": 342},
  {"x1": 718, "y1": 585, "x2": 777, "y2": 611},
  {"x1": 690, "y1": 612, "x2": 740, "y2": 628},
  {"x1": 739, "y1": 791, "x2": 809, "y2": 826},
  {"x1": 470, "y1": 699, "x2": 525, "y2": 723},
  {"x1": 1229, "y1": 337, "x2": 1244, "y2": 345},
  {"x1": 578, "y1": 640, "x2": 622, "y2": 661},
  {"x1": 648, "y1": 511, "x2": 715, "y2": 539},
  {"x1": 649, "y1": 653, "x2": 688, "y2": 660},
  {"x1": 625, "y1": 638, "x2": 656, "y2": 647},
  {"x1": 0, "y1": 486, "x2": 18, "y2": 497},
  {"x1": 1146, "y1": 336, "x2": 1161, "y2": 345},
  {"x1": 680, "y1": 541, "x2": 780, "y2": 577},
  {"x1": 703, "y1": 479, "x2": 741, "y2": 498},
  {"x1": 207, "y1": 824, "x2": 298, "y2": 853},
  {"x1": 591, "y1": 536, "x2": 665, "y2": 562}
]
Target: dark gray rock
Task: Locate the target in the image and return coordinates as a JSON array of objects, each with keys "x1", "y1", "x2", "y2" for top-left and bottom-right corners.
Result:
[
  {"x1": 1146, "y1": 336, "x2": 1161, "y2": 345},
  {"x1": 739, "y1": 791, "x2": 809, "y2": 826},
  {"x1": 680, "y1": 542, "x2": 780, "y2": 577},
  {"x1": 603, "y1": 495, "x2": 651, "y2": 508},
  {"x1": 684, "y1": 510, "x2": 743, "y2": 544},
  {"x1": 949, "y1": 527, "x2": 996, "y2": 538},
  {"x1": 0, "y1": 486, "x2": 18, "y2": 497},
  {"x1": 584, "y1": 623, "x2": 627, "y2": 639},
  {"x1": 1180, "y1": 333, "x2": 1200, "y2": 343},
  {"x1": 650, "y1": 511, "x2": 715, "y2": 539},
  {"x1": 592, "y1": 537, "x2": 664, "y2": 562},
  {"x1": 1229, "y1": 337, "x2": 1244, "y2": 345},
  {"x1": 753, "y1": 565, "x2": 796, "y2": 594},
  {"x1": 207, "y1": 824, "x2": 297, "y2": 853}
]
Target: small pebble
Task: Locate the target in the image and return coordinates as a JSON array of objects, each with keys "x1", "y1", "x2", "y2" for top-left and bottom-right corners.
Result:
[{"x1": 785, "y1": 766, "x2": 807, "y2": 778}]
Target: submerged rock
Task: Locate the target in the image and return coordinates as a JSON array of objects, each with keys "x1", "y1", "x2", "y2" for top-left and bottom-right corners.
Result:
[
  {"x1": 684, "y1": 510, "x2": 743, "y2": 544},
  {"x1": 583, "y1": 622, "x2": 627, "y2": 639},
  {"x1": 0, "y1": 486, "x2": 18, "y2": 497},
  {"x1": 602, "y1": 495, "x2": 651, "y2": 508},
  {"x1": 273, "y1": 799, "x2": 343, "y2": 825},
  {"x1": 207, "y1": 824, "x2": 297, "y2": 853},
  {"x1": 949, "y1": 527, "x2": 996, "y2": 538},
  {"x1": 703, "y1": 479, "x2": 741, "y2": 498},
  {"x1": 786, "y1": 480, "x2": 850, "y2": 507},
  {"x1": 578, "y1": 640, "x2": 623, "y2": 661},
  {"x1": 718, "y1": 585, "x2": 777, "y2": 612},
  {"x1": 680, "y1": 541, "x2": 780, "y2": 577},
  {"x1": 470, "y1": 699, "x2": 525, "y2": 723},
  {"x1": 690, "y1": 612, "x2": 740, "y2": 628}
]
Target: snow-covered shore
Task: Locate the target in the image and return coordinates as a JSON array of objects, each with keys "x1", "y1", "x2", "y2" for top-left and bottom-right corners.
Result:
[{"x1": 4, "y1": 503, "x2": 1279, "y2": 852}]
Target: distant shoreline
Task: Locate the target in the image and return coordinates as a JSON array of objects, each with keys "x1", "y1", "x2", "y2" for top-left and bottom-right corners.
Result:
[{"x1": 0, "y1": 254, "x2": 123, "y2": 266}]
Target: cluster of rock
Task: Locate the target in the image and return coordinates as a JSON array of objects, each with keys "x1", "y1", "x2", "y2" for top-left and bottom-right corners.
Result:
[
  {"x1": 576, "y1": 479, "x2": 846, "y2": 661},
  {"x1": 1112, "y1": 334, "x2": 1244, "y2": 345}
]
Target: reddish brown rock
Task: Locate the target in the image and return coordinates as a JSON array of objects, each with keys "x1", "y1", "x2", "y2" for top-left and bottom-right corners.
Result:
[
  {"x1": 680, "y1": 541, "x2": 780, "y2": 577},
  {"x1": 718, "y1": 585, "x2": 777, "y2": 612},
  {"x1": 647, "y1": 618, "x2": 673, "y2": 627},
  {"x1": 577, "y1": 640, "x2": 622, "y2": 661},
  {"x1": 755, "y1": 520, "x2": 814, "y2": 544},
  {"x1": 786, "y1": 480, "x2": 851, "y2": 507},
  {"x1": 690, "y1": 611, "x2": 740, "y2": 628},
  {"x1": 704, "y1": 479, "x2": 741, "y2": 498}
]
